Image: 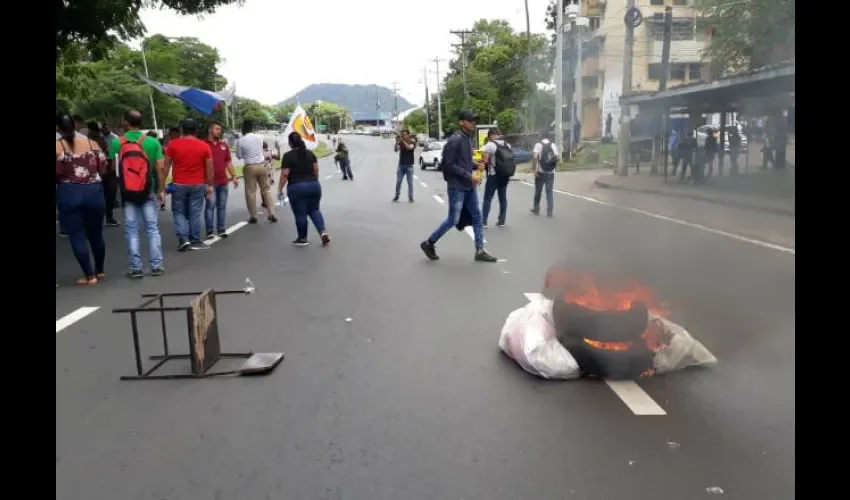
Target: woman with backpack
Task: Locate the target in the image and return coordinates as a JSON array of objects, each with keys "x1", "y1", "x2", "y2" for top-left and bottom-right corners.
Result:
[
  {"x1": 480, "y1": 128, "x2": 515, "y2": 227},
  {"x1": 55, "y1": 113, "x2": 108, "y2": 285}
]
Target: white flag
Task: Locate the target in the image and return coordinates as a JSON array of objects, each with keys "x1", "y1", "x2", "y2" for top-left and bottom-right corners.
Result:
[{"x1": 282, "y1": 105, "x2": 319, "y2": 151}]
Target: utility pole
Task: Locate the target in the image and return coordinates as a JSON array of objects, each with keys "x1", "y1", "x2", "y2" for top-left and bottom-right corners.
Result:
[
  {"x1": 566, "y1": 11, "x2": 577, "y2": 156},
  {"x1": 450, "y1": 30, "x2": 475, "y2": 107},
  {"x1": 391, "y1": 82, "x2": 401, "y2": 130},
  {"x1": 421, "y1": 67, "x2": 431, "y2": 138},
  {"x1": 656, "y1": 5, "x2": 673, "y2": 176},
  {"x1": 555, "y1": 0, "x2": 565, "y2": 157},
  {"x1": 524, "y1": 0, "x2": 534, "y2": 132},
  {"x1": 617, "y1": 0, "x2": 637, "y2": 177},
  {"x1": 575, "y1": 0, "x2": 583, "y2": 150},
  {"x1": 431, "y1": 57, "x2": 446, "y2": 139}
]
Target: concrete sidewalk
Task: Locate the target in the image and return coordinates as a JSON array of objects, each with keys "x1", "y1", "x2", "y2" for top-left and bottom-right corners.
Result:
[{"x1": 512, "y1": 169, "x2": 795, "y2": 249}]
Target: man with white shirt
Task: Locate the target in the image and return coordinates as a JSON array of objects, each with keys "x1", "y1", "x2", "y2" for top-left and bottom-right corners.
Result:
[
  {"x1": 236, "y1": 120, "x2": 277, "y2": 224},
  {"x1": 530, "y1": 130, "x2": 560, "y2": 217}
]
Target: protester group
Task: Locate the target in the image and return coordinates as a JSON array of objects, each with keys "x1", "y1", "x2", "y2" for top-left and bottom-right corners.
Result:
[
  {"x1": 56, "y1": 106, "x2": 561, "y2": 285},
  {"x1": 56, "y1": 109, "x2": 330, "y2": 285}
]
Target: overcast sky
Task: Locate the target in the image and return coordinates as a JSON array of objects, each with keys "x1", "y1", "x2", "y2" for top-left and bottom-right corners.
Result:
[{"x1": 138, "y1": 0, "x2": 554, "y2": 108}]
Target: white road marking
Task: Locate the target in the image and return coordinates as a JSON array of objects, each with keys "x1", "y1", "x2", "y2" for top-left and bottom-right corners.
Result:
[
  {"x1": 432, "y1": 194, "x2": 445, "y2": 204},
  {"x1": 413, "y1": 175, "x2": 420, "y2": 180},
  {"x1": 206, "y1": 221, "x2": 249, "y2": 246},
  {"x1": 523, "y1": 292, "x2": 666, "y2": 416},
  {"x1": 519, "y1": 181, "x2": 794, "y2": 255},
  {"x1": 56, "y1": 306, "x2": 100, "y2": 334},
  {"x1": 325, "y1": 174, "x2": 333, "y2": 180},
  {"x1": 605, "y1": 381, "x2": 667, "y2": 416},
  {"x1": 420, "y1": 182, "x2": 429, "y2": 188}
]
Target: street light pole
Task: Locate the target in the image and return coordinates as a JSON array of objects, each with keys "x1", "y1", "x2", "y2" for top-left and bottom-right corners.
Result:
[{"x1": 140, "y1": 42, "x2": 159, "y2": 133}]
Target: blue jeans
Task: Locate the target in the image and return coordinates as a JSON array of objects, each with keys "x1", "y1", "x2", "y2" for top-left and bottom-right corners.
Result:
[
  {"x1": 429, "y1": 187, "x2": 484, "y2": 250},
  {"x1": 123, "y1": 195, "x2": 164, "y2": 270},
  {"x1": 395, "y1": 164, "x2": 414, "y2": 199},
  {"x1": 287, "y1": 181, "x2": 326, "y2": 240},
  {"x1": 339, "y1": 159, "x2": 353, "y2": 179},
  {"x1": 482, "y1": 174, "x2": 509, "y2": 225},
  {"x1": 57, "y1": 183, "x2": 106, "y2": 277},
  {"x1": 204, "y1": 184, "x2": 229, "y2": 234},
  {"x1": 171, "y1": 184, "x2": 206, "y2": 244}
]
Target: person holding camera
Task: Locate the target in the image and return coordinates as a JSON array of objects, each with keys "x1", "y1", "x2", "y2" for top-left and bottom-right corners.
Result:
[{"x1": 392, "y1": 129, "x2": 416, "y2": 202}]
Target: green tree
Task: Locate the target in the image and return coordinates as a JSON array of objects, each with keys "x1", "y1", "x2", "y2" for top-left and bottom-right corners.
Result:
[
  {"x1": 694, "y1": 0, "x2": 795, "y2": 72},
  {"x1": 304, "y1": 101, "x2": 351, "y2": 133},
  {"x1": 56, "y1": 0, "x2": 244, "y2": 60},
  {"x1": 495, "y1": 108, "x2": 522, "y2": 134},
  {"x1": 275, "y1": 104, "x2": 297, "y2": 123},
  {"x1": 234, "y1": 97, "x2": 271, "y2": 128},
  {"x1": 403, "y1": 109, "x2": 427, "y2": 133}
]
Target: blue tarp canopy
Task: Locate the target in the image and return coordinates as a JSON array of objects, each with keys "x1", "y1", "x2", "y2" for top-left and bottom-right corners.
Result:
[{"x1": 138, "y1": 74, "x2": 235, "y2": 115}]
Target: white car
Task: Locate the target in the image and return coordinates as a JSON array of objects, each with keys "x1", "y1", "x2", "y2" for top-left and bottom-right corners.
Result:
[
  {"x1": 696, "y1": 125, "x2": 747, "y2": 152},
  {"x1": 419, "y1": 141, "x2": 445, "y2": 170}
]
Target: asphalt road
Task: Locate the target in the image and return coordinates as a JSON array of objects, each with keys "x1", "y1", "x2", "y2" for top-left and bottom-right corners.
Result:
[{"x1": 56, "y1": 135, "x2": 794, "y2": 500}]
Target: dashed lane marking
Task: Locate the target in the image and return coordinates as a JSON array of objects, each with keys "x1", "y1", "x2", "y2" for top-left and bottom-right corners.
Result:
[
  {"x1": 56, "y1": 306, "x2": 100, "y2": 334},
  {"x1": 206, "y1": 221, "x2": 249, "y2": 245},
  {"x1": 523, "y1": 293, "x2": 666, "y2": 416},
  {"x1": 518, "y1": 181, "x2": 794, "y2": 255},
  {"x1": 420, "y1": 182, "x2": 429, "y2": 188},
  {"x1": 432, "y1": 194, "x2": 445, "y2": 204}
]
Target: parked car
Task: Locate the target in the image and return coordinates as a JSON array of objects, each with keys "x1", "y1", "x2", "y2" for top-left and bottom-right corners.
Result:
[
  {"x1": 512, "y1": 146, "x2": 533, "y2": 164},
  {"x1": 696, "y1": 125, "x2": 747, "y2": 152},
  {"x1": 419, "y1": 140, "x2": 445, "y2": 170}
]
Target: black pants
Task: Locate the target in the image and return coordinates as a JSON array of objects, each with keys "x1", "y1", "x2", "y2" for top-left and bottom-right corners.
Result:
[
  {"x1": 532, "y1": 173, "x2": 554, "y2": 216},
  {"x1": 102, "y1": 171, "x2": 118, "y2": 221},
  {"x1": 678, "y1": 151, "x2": 692, "y2": 180},
  {"x1": 670, "y1": 150, "x2": 681, "y2": 175}
]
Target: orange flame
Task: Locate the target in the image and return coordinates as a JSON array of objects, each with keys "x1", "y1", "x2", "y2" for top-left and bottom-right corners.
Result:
[{"x1": 545, "y1": 268, "x2": 673, "y2": 353}]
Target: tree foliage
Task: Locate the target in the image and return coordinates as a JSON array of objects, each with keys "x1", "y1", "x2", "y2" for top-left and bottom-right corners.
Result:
[
  {"x1": 403, "y1": 109, "x2": 427, "y2": 133},
  {"x1": 694, "y1": 0, "x2": 795, "y2": 72},
  {"x1": 58, "y1": 36, "x2": 227, "y2": 130},
  {"x1": 56, "y1": 0, "x2": 244, "y2": 60},
  {"x1": 304, "y1": 101, "x2": 352, "y2": 133},
  {"x1": 433, "y1": 18, "x2": 552, "y2": 137}
]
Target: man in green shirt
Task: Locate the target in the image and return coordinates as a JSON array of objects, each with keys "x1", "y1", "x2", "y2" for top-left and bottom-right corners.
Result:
[{"x1": 108, "y1": 110, "x2": 167, "y2": 278}]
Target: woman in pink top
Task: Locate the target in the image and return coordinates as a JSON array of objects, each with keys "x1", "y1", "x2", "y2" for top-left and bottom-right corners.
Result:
[{"x1": 55, "y1": 113, "x2": 108, "y2": 285}]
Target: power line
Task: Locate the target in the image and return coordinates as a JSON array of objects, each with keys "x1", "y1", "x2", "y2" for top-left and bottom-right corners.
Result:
[
  {"x1": 430, "y1": 57, "x2": 447, "y2": 140},
  {"x1": 390, "y1": 82, "x2": 401, "y2": 129}
]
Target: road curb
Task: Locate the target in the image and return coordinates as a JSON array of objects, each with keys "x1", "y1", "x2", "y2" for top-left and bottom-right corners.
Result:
[{"x1": 593, "y1": 178, "x2": 795, "y2": 217}]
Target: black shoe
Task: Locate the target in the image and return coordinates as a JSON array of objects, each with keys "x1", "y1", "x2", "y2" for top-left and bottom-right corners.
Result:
[
  {"x1": 268, "y1": 215, "x2": 278, "y2": 223},
  {"x1": 482, "y1": 222, "x2": 488, "y2": 228},
  {"x1": 150, "y1": 267, "x2": 166, "y2": 276},
  {"x1": 530, "y1": 209, "x2": 539, "y2": 216},
  {"x1": 205, "y1": 232, "x2": 216, "y2": 240},
  {"x1": 190, "y1": 241, "x2": 210, "y2": 251},
  {"x1": 106, "y1": 219, "x2": 120, "y2": 227},
  {"x1": 248, "y1": 217, "x2": 258, "y2": 224},
  {"x1": 292, "y1": 238, "x2": 309, "y2": 247},
  {"x1": 420, "y1": 240, "x2": 439, "y2": 261},
  {"x1": 496, "y1": 221, "x2": 506, "y2": 227},
  {"x1": 59, "y1": 231, "x2": 68, "y2": 238},
  {"x1": 126, "y1": 268, "x2": 144, "y2": 279},
  {"x1": 408, "y1": 198, "x2": 414, "y2": 203},
  {"x1": 342, "y1": 177, "x2": 349, "y2": 180},
  {"x1": 392, "y1": 196, "x2": 399, "y2": 202},
  {"x1": 546, "y1": 213, "x2": 553, "y2": 218},
  {"x1": 178, "y1": 241, "x2": 191, "y2": 252},
  {"x1": 475, "y1": 250, "x2": 498, "y2": 263},
  {"x1": 218, "y1": 232, "x2": 229, "y2": 238}
]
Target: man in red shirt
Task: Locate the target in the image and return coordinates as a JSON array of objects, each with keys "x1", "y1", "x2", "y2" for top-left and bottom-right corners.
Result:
[
  {"x1": 203, "y1": 120, "x2": 238, "y2": 240},
  {"x1": 164, "y1": 119, "x2": 214, "y2": 251}
]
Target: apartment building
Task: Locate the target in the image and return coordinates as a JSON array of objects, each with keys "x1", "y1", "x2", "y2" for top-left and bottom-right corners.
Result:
[{"x1": 575, "y1": 0, "x2": 710, "y2": 140}]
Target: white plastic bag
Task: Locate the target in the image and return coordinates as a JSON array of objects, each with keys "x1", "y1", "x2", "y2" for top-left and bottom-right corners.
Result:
[
  {"x1": 498, "y1": 298, "x2": 581, "y2": 380},
  {"x1": 650, "y1": 315, "x2": 718, "y2": 374}
]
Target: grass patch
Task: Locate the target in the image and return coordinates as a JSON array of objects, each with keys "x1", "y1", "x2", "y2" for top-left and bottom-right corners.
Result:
[{"x1": 559, "y1": 142, "x2": 618, "y2": 170}]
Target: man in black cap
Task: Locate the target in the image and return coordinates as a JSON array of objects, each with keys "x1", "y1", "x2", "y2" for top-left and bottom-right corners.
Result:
[
  {"x1": 164, "y1": 118, "x2": 214, "y2": 251},
  {"x1": 420, "y1": 111, "x2": 497, "y2": 262}
]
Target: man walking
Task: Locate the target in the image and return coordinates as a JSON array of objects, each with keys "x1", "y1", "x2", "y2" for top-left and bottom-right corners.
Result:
[
  {"x1": 419, "y1": 111, "x2": 497, "y2": 263},
  {"x1": 237, "y1": 120, "x2": 277, "y2": 224},
  {"x1": 480, "y1": 127, "x2": 515, "y2": 227},
  {"x1": 164, "y1": 118, "x2": 213, "y2": 251},
  {"x1": 109, "y1": 110, "x2": 166, "y2": 277},
  {"x1": 531, "y1": 131, "x2": 559, "y2": 217},
  {"x1": 204, "y1": 120, "x2": 238, "y2": 240},
  {"x1": 393, "y1": 129, "x2": 416, "y2": 202}
]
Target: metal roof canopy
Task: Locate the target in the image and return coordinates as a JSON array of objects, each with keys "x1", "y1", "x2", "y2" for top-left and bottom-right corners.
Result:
[{"x1": 622, "y1": 61, "x2": 795, "y2": 113}]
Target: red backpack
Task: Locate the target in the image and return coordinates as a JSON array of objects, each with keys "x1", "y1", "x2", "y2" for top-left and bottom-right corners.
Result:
[{"x1": 118, "y1": 136, "x2": 151, "y2": 203}]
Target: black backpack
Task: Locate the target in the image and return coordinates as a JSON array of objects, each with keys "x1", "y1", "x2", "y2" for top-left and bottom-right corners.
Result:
[
  {"x1": 493, "y1": 142, "x2": 516, "y2": 177},
  {"x1": 539, "y1": 142, "x2": 558, "y2": 172}
]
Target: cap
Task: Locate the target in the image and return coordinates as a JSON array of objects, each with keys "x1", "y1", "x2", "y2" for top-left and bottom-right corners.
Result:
[
  {"x1": 458, "y1": 111, "x2": 479, "y2": 122},
  {"x1": 181, "y1": 118, "x2": 198, "y2": 131}
]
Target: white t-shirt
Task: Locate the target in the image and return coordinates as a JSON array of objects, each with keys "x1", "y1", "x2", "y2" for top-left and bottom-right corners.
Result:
[
  {"x1": 533, "y1": 139, "x2": 559, "y2": 172},
  {"x1": 481, "y1": 139, "x2": 509, "y2": 176},
  {"x1": 236, "y1": 133, "x2": 264, "y2": 165}
]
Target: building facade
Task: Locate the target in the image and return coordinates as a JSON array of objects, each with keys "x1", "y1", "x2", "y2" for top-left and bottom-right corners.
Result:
[{"x1": 577, "y1": 0, "x2": 710, "y2": 140}]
